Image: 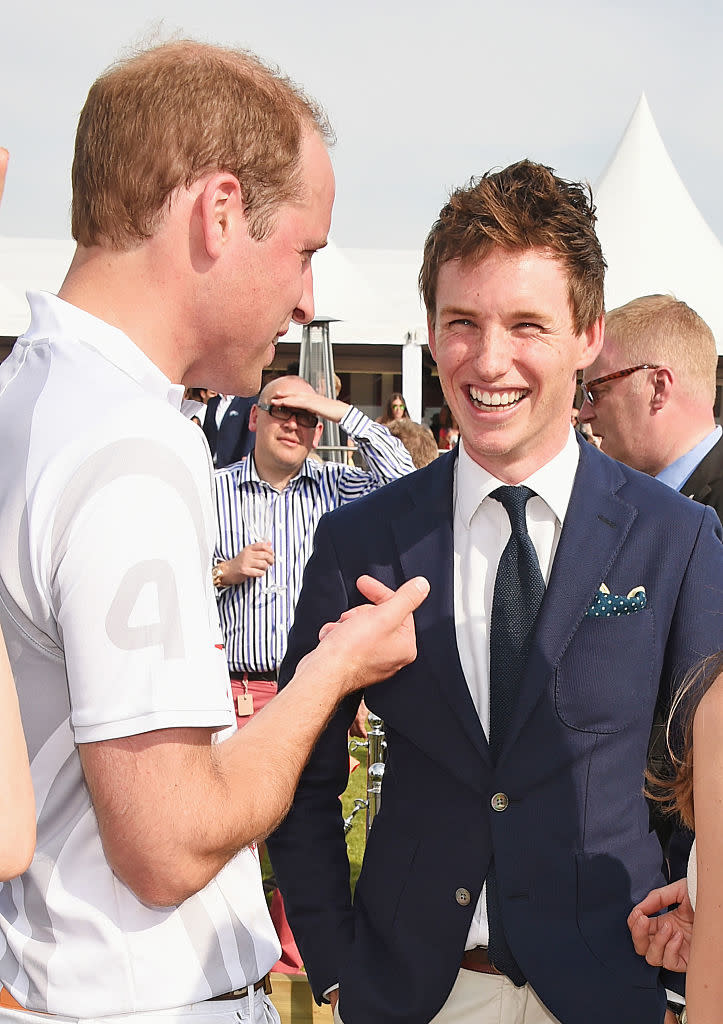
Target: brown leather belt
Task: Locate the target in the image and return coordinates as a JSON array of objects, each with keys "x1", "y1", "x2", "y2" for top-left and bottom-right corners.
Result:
[
  {"x1": 229, "y1": 671, "x2": 278, "y2": 682},
  {"x1": 0, "y1": 976, "x2": 272, "y2": 1012},
  {"x1": 461, "y1": 946, "x2": 504, "y2": 975},
  {"x1": 210, "y1": 974, "x2": 272, "y2": 1000}
]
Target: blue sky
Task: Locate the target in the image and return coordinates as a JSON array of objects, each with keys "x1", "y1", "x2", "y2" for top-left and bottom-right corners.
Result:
[{"x1": 2, "y1": 0, "x2": 721, "y2": 249}]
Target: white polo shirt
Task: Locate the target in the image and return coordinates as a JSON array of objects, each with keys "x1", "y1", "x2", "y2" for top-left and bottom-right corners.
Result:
[{"x1": 0, "y1": 292, "x2": 279, "y2": 1016}]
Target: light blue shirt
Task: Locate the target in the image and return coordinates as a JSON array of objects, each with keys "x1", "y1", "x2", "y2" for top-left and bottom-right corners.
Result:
[{"x1": 655, "y1": 425, "x2": 722, "y2": 493}]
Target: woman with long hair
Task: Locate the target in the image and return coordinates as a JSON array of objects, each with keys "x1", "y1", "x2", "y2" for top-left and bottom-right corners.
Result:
[
  {"x1": 628, "y1": 650, "x2": 723, "y2": 1023},
  {"x1": 378, "y1": 392, "x2": 409, "y2": 425}
]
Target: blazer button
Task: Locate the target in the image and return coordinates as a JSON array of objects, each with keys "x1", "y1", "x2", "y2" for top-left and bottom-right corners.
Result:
[
  {"x1": 491, "y1": 792, "x2": 509, "y2": 812},
  {"x1": 455, "y1": 887, "x2": 471, "y2": 906}
]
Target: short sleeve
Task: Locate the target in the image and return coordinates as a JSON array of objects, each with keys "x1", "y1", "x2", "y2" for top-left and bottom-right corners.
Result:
[{"x1": 49, "y1": 419, "x2": 234, "y2": 742}]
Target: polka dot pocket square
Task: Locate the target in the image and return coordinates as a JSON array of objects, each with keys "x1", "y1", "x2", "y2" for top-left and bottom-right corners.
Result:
[{"x1": 586, "y1": 583, "x2": 647, "y2": 618}]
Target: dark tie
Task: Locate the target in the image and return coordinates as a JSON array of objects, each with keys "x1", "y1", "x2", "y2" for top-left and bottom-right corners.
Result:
[{"x1": 486, "y1": 484, "x2": 546, "y2": 986}]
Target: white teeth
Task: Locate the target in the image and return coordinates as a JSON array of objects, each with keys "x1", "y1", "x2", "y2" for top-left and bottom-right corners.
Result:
[{"x1": 469, "y1": 387, "x2": 525, "y2": 407}]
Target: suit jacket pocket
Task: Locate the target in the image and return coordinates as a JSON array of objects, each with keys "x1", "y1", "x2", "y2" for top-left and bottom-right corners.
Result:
[
  {"x1": 353, "y1": 816, "x2": 420, "y2": 934},
  {"x1": 575, "y1": 850, "x2": 660, "y2": 987},
  {"x1": 555, "y1": 608, "x2": 655, "y2": 733}
]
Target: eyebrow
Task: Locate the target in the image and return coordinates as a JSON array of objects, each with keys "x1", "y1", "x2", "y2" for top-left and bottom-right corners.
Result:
[
  {"x1": 507, "y1": 309, "x2": 550, "y2": 322},
  {"x1": 437, "y1": 306, "x2": 550, "y2": 322},
  {"x1": 438, "y1": 306, "x2": 478, "y2": 319}
]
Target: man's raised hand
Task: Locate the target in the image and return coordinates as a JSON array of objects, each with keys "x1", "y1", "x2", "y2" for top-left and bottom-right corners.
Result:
[
  {"x1": 315, "y1": 574, "x2": 429, "y2": 695},
  {"x1": 271, "y1": 389, "x2": 349, "y2": 424}
]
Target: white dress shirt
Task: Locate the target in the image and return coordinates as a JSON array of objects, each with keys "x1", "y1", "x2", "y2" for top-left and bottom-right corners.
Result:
[
  {"x1": 453, "y1": 428, "x2": 580, "y2": 949},
  {"x1": 215, "y1": 392, "x2": 234, "y2": 428}
]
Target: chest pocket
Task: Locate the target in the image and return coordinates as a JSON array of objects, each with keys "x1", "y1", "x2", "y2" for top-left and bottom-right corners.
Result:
[{"x1": 555, "y1": 608, "x2": 656, "y2": 733}]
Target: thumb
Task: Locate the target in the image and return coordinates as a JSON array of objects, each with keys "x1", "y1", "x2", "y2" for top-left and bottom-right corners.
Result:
[{"x1": 356, "y1": 574, "x2": 430, "y2": 615}]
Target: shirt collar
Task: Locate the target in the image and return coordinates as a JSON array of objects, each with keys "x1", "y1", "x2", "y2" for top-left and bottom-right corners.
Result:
[
  {"x1": 24, "y1": 291, "x2": 185, "y2": 410},
  {"x1": 656, "y1": 425, "x2": 722, "y2": 492},
  {"x1": 456, "y1": 427, "x2": 580, "y2": 528},
  {"x1": 237, "y1": 452, "x2": 321, "y2": 488}
]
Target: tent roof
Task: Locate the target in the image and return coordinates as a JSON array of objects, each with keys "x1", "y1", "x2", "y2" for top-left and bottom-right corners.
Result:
[{"x1": 595, "y1": 93, "x2": 723, "y2": 354}]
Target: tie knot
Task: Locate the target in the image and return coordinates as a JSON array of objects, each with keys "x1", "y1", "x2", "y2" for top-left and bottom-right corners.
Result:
[{"x1": 490, "y1": 485, "x2": 536, "y2": 534}]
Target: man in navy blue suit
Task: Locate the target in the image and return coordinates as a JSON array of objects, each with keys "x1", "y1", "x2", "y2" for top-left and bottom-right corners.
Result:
[
  {"x1": 267, "y1": 161, "x2": 723, "y2": 1024},
  {"x1": 203, "y1": 392, "x2": 257, "y2": 467}
]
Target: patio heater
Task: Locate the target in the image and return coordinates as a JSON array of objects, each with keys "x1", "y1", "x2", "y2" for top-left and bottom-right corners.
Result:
[{"x1": 299, "y1": 317, "x2": 343, "y2": 462}]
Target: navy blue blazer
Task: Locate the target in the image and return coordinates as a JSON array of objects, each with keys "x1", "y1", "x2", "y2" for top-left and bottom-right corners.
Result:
[
  {"x1": 202, "y1": 395, "x2": 256, "y2": 468},
  {"x1": 268, "y1": 438, "x2": 723, "y2": 1024}
]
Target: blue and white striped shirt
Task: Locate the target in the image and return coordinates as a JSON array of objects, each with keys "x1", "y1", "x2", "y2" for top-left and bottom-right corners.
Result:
[{"x1": 213, "y1": 406, "x2": 415, "y2": 672}]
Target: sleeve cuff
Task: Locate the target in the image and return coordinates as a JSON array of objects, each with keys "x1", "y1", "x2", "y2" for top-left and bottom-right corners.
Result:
[
  {"x1": 339, "y1": 405, "x2": 373, "y2": 438},
  {"x1": 322, "y1": 983, "x2": 340, "y2": 1003}
]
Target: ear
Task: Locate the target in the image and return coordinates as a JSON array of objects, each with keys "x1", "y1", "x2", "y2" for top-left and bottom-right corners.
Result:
[
  {"x1": 248, "y1": 403, "x2": 259, "y2": 434},
  {"x1": 199, "y1": 173, "x2": 244, "y2": 260},
  {"x1": 427, "y1": 313, "x2": 438, "y2": 362},
  {"x1": 650, "y1": 367, "x2": 674, "y2": 411},
  {"x1": 576, "y1": 313, "x2": 605, "y2": 371},
  {"x1": 311, "y1": 422, "x2": 324, "y2": 449}
]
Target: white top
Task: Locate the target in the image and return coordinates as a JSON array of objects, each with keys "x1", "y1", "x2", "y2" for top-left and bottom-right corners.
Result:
[
  {"x1": 453, "y1": 430, "x2": 580, "y2": 948},
  {"x1": 0, "y1": 292, "x2": 279, "y2": 1015},
  {"x1": 688, "y1": 839, "x2": 697, "y2": 911},
  {"x1": 215, "y1": 394, "x2": 234, "y2": 428}
]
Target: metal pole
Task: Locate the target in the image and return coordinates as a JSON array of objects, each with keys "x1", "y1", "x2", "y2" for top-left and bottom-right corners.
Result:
[{"x1": 300, "y1": 319, "x2": 344, "y2": 462}]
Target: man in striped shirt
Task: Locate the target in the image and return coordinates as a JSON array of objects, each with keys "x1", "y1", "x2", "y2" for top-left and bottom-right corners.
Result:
[{"x1": 212, "y1": 374, "x2": 415, "y2": 721}]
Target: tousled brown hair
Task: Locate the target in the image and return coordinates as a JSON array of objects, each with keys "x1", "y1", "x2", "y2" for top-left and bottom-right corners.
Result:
[
  {"x1": 72, "y1": 40, "x2": 333, "y2": 249},
  {"x1": 605, "y1": 294, "x2": 717, "y2": 406},
  {"x1": 419, "y1": 159, "x2": 606, "y2": 334},
  {"x1": 387, "y1": 419, "x2": 439, "y2": 469},
  {"x1": 647, "y1": 649, "x2": 723, "y2": 829}
]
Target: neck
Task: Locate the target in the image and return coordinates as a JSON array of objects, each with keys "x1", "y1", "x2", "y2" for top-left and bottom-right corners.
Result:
[
  {"x1": 653, "y1": 415, "x2": 717, "y2": 475},
  {"x1": 252, "y1": 452, "x2": 304, "y2": 492},
  {"x1": 58, "y1": 242, "x2": 191, "y2": 384}
]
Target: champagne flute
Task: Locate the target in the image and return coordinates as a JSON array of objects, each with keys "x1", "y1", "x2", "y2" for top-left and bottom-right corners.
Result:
[{"x1": 242, "y1": 488, "x2": 286, "y2": 598}]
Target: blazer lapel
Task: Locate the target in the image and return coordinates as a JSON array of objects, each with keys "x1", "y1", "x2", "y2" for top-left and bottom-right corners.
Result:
[
  {"x1": 680, "y1": 434, "x2": 723, "y2": 502},
  {"x1": 500, "y1": 441, "x2": 638, "y2": 761},
  {"x1": 392, "y1": 452, "x2": 491, "y2": 774}
]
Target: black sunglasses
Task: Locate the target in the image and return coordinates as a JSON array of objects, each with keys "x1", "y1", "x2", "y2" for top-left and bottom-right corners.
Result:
[{"x1": 257, "y1": 401, "x2": 319, "y2": 429}]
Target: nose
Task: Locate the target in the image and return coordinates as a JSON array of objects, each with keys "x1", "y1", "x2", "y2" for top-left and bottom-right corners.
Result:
[
  {"x1": 474, "y1": 327, "x2": 513, "y2": 380},
  {"x1": 578, "y1": 393, "x2": 594, "y2": 422},
  {"x1": 292, "y1": 262, "x2": 315, "y2": 325}
]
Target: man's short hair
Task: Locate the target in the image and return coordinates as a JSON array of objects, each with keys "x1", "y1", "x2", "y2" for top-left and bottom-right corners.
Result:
[
  {"x1": 72, "y1": 40, "x2": 333, "y2": 249},
  {"x1": 419, "y1": 159, "x2": 606, "y2": 334},
  {"x1": 387, "y1": 419, "x2": 439, "y2": 469},
  {"x1": 605, "y1": 294, "x2": 718, "y2": 406}
]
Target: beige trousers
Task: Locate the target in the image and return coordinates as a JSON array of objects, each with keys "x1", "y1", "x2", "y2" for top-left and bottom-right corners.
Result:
[
  {"x1": 430, "y1": 970, "x2": 561, "y2": 1024},
  {"x1": 334, "y1": 970, "x2": 561, "y2": 1024}
]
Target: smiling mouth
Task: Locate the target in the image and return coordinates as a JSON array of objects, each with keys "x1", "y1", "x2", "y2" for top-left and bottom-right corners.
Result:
[{"x1": 468, "y1": 385, "x2": 529, "y2": 410}]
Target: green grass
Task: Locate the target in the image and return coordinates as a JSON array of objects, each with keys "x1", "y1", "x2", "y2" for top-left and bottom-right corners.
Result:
[
  {"x1": 341, "y1": 742, "x2": 369, "y2": 891},
  {"x1": 262, "y1": 740, "x2": 369, "y2": 896}
]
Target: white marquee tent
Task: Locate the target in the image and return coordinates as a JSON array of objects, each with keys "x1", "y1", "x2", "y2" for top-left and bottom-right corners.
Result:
[{"x1": 595, "y1": 93, "x2": 723, "y2": 354}]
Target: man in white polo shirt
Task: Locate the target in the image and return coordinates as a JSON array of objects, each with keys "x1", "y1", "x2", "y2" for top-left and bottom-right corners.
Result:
[{"x1": 0, "y1": 41, "x2": 428, "y2": 1024}]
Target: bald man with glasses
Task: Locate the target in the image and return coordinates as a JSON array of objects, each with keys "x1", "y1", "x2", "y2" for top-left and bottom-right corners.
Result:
[
  {"x1": 579, "y1": 295, "x2": 722, "y2": 524},
  {"x1": 211, "y1": 374, "x2": 415, "y2": 726}
]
